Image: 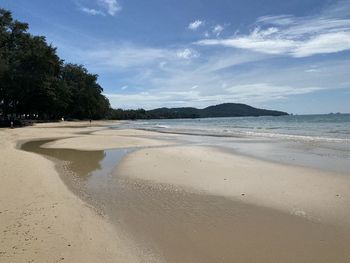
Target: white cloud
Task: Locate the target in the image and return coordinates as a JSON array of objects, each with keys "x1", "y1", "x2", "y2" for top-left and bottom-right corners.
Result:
[
  {"x1": 257, "y1": 15, "x2": 296, "y2": 26},
  {"x1": 188, "y1": 20, "x2": 204, "y2": 30},
  {"x1": 74, "y1": 44, "x2": 200, "y2": 72},
  {"x1": 304, "y1": 69, "x2": 318, "y2": 73},
  {"x1": 80, "y1": 0, "x2": 121, "y2": 16},
  {"x1": 197, "y1": 31, "x2": 296, "y2": 55},
  {"x1": 121, "y1": 85, "x2": 128, "y2": 90},
  {"x1": 82, "y1": 46, "x2": 172, "y2": 69},
  {"x1": 225, "y1": 83, "x2": 322, "y2": 99},
  {"x1": 80, "y1": 7, "x2": 105, "y2": 16},
  {"x1": 176, "y1": 48, "x2": 199, "y2": 59},
  {"x1": 196, "y1": 2, "x2": 350, "y2": 57},
  {"x1": 98, "y1": 0, "x2": 121, "y2": 16},
  {"x1": 293, "y1": 32, "x2": 350, "y2": 57},
  {"x1": 213, "y1": 24, "x2": 224, "y2": 36}
]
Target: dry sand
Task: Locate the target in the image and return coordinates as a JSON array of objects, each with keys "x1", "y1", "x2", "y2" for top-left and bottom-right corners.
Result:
[{"x1": 1, "y1": 121, "x2": 350, "y2": 262}]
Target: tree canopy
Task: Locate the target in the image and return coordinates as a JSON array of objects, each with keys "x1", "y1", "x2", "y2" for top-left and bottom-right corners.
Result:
[{"x1": 0, "y1": 8, "x2": 110, "y2": 120}]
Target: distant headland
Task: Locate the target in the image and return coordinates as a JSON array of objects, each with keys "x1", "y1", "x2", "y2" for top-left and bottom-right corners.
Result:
[{"x1": 111, "y1": 103, "x2": 288, "y2": 119}]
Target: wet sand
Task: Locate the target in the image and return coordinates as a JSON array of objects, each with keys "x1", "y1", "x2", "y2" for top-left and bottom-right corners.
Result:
[
  {"x1": 18, "y1": 126, "x2": 350, "y2": 263},
  {"x1": 115, "y1": 180, "x2": 350, "y2": 263}
]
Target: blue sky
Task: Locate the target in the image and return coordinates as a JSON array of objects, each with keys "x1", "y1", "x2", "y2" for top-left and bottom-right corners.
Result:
[{"x1": 2, "y1": 0, "x2": 350, "y2": 113}]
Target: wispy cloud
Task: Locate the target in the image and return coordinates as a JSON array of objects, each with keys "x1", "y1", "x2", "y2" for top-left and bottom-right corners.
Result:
[
  {"x1": 80, "y1": 7, "x2": 105, "y2": 16},
  {"x1": 213, "y1": 24, "x2": 224, "y2": 36},
  {"x1": 188, "y1": 20, "x2": 204, "y2": 30},
  {"x1": 75, "y1": 44, "x2": 200, "y2": 71},
  {"x1": 121, "y1": 85, "x2": 128, "y2": 90},
  {"x1": 304, "y1": 68, "x2": 318, "y2": 73},
  {"x1": 196, "y1": 1, "x2": 350, "y2": 57},
  {"x1": 225, "y1": 83, "x2": 322, "y2": 99},
  {"x1": 256, "y1": 15, "x2": 295, "y2": 26},
  {"x1": 82, "y1": 46, "x2": 171, "y2": 69},
  {"x1": 79, "y1": 0, "x2": 121, "y2": 16},
  {"x1": 176, "y1": 48, "x2": 199, "y2": 59},
  {"x1": 98, "y1": 0, "x2": 121, "y2": 16}
]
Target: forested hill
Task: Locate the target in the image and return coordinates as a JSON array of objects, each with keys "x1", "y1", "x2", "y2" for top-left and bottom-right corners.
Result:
[
  {"x1": 110, "y1": 103, "x2": 288, "y2": 119},
  {"x1": 148, "y1": 103, "x2": 288, "y2": 119},
  {"x1": 200, "y1": 103, "x2": 288, "y2": 117}
]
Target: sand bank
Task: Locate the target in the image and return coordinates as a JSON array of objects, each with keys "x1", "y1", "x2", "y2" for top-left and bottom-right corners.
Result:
[
  {"x1": 113, "y1": 142, "x2": 350, "y2": 262},
  {"x1": 117, "y1": 145, "x2": 350, "y2": 227},
  {"x1": 44, "y1": 128, "x2": 175, "y2": 150}
]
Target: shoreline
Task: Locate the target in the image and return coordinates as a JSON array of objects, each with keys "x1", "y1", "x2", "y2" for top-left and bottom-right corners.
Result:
[
  {"x1": 136, "y1": 126, "x2": 350, "y2": 143},
  {"x1": 1, "y1": 121, "x2": 350, "y2": 262},
  {"x1": 128, "y1": 126, "x2": 350, "y2": 175}
]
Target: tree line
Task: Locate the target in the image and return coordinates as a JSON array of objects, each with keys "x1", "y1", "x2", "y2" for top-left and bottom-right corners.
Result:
[{"x1": 0, "y1": 8, "x2": 110, "y2": 121}]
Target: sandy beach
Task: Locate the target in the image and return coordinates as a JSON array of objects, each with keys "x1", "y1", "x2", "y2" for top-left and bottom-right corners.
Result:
[
  {"x1": 0, "y1": 122, "x2": 145, "y2": 263},
  {"x1": 1, "y1": 121, "x2": 350, "y2": 262}
]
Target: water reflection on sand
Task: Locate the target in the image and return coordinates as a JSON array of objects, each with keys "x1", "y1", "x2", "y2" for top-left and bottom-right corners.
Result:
[{"x1": 21, "y1": 139, "x2": 350, "y2": 263}]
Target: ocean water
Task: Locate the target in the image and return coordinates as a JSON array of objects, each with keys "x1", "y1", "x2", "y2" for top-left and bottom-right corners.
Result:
[{"x1": 120, "y1": 114, "x2": 350, "y2": 143}]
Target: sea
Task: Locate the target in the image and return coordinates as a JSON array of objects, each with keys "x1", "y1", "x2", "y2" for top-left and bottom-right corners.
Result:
[
  {"x1": 113, "y1": 114, "x2": 350, "y2": 174},
  {"x1": 120, "y1": 114, "x2": 350, "y2": 143}
]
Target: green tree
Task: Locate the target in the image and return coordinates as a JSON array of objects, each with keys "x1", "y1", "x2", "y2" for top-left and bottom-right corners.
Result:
[
  {"x1": 0, "y1": 9, "x2": 111, "y2": 121},
  {"x1": 61, "y1": 64, "x2": 110, "y2": 119},
  {"x1": 0, "y1": 8, "x2": 30, "y2": 117}
]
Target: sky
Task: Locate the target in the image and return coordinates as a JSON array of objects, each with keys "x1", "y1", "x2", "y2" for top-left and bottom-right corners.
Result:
[{"x1": 1, "y1": 0, "x2": 350, "y2": 114}]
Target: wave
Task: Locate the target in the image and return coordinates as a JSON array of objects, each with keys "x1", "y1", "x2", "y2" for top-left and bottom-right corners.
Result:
[
  {"x1": 140, "y1": 126, "x2": 350, "y2": 143},
  {"x1": 154, "y1": 125, "x2": 170, "y2": 129},
  {"x1": 241, "y1": 131, "x2": 350, "y2": 143}
]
